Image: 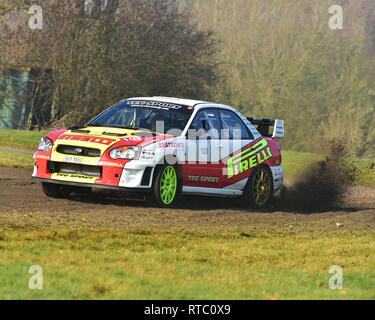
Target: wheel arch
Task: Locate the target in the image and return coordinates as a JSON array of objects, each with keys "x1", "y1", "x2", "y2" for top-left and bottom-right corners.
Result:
[
  {"x1": 151, "y1": 154, "x2": 183, "y2": 186},
  {"x1": 242, "y1": 163, "x2": 274, "y2": 193}
]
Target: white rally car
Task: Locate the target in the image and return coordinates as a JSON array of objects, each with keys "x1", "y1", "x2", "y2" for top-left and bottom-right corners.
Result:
[{"x1": 33, "y1": 97, "x2": 284, "y2": 208}]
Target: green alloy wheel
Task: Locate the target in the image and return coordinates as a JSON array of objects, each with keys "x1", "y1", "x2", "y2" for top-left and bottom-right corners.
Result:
[
  {"x1": 160, "y1": 166, "x2": 178, "y2": 205},
  {"x1": 151, "y1": 164, "x2": 181, "y2": 208}
]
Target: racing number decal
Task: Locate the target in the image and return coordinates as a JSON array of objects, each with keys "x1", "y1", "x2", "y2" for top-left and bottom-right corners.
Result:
[
  {"x1": 227, "y1": 139, "x2": 272, "y2": 179},
  {"x1": 58, "y1": 134, "x2": 116, "y2": 146}
]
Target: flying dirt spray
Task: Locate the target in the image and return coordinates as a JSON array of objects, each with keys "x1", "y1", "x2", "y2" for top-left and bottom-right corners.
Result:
[{"x1": 275, "y1": 141, "x2": 355, "y2": 212}]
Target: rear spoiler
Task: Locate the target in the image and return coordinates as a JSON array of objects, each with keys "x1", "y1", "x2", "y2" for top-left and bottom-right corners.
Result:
[{"x1": 247, "y1": 118, "x2": 284, "y2": 139}]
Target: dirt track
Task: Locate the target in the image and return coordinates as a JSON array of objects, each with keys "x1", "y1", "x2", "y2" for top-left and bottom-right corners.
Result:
[{"x1": 0, "y1": 167, "x2": 374, "y2": 233}]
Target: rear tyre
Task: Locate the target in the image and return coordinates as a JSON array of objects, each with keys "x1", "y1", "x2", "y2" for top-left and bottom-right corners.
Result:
[
  {"x1": 243, "y1": 166, "x2": 273, "y2": 210},
  {"x1": 150, "y1": 164, "x2": 181, "y2": 208},
  {"x1": 42, "y1": 182, "x2": 72, "y2": 199}
]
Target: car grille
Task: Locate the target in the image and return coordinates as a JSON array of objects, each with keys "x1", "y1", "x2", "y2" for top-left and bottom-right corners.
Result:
[
  {"x1": 56, "y1": 145, "x2": 101, "y2": 157},
  {"x1": 48, "y1": 162, "x2": 102, "y2": 178}
]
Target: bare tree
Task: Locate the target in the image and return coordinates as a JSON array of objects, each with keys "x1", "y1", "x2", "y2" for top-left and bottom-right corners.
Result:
[{"x1": 0, "y1": 0, "x2": 217, "y2": 129}]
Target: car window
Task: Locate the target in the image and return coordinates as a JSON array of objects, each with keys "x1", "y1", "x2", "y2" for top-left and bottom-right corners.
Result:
[
  {"x1": 188, "y1": 110, "x2": 221, "y2": 140},
  {"x1": 219, "y1": 110, "x2": 253, "y2": 140},
  {"x1": 88, "y1": 100, "x2": 193, "y2": 134}
]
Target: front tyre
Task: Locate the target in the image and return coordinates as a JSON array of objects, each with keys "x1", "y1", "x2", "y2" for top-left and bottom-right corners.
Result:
[
  {"x1": 151, "y1": 164, "x2": 181, "y2": 208},
  {"x1": 42, "y1": 182, "x2": 72, "y2": 199},
  {"x1": 244, "y1": 166, "x2": 273, "y2": 209}
]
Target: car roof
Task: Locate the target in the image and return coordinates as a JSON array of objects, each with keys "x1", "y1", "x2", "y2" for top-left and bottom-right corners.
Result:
[
  {"x1": 127, "y1": 96, "x2": 212, "y2": 107},
  {"x1": 126, "y1": 96, "x2": 241, "y2": 115}
]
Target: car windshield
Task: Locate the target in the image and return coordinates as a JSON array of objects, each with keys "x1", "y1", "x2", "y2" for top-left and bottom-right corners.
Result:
[{"x1": 87, "y1": 100, "x2": 194, "y2": 134}]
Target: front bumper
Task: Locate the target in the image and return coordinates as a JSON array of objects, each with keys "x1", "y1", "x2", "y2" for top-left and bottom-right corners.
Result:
[
  {"x1": 33, "y1": 152, "x2": 156, "y2": 190},
  {"x1": 32, "y1": 177, "x2": 151, "y2": 193},
  {"x1": 270, "y1": 166, "x2": 284, "y2": 192}
]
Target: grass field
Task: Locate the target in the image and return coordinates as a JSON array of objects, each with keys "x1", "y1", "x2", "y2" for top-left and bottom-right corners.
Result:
[
  {"x1": 282, "y1": 150, "x2": 325, "y2": 178},
  {"x1": 0, "y1": 129, "x2": 48, "y2": 151},
  {"x1": 0, "y1": 229, "x2": 374, "y2": 300},
  {"x1": 0, "y1": 150, "x2": 34, "y2": 168}
]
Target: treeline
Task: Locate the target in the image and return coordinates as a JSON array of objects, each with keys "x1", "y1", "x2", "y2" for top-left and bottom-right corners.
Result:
[
  {"x1": 1, "y1": 0, "x2": 375, "y2": 157},
  {"x1": 0, "y1": 0, "x2": 217, "y2": 128},
  {"x1": 188, "y1": 0, "x2": 375, "y2": 157}
]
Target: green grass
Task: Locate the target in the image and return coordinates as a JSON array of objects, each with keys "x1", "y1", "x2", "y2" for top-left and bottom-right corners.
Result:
[
  {"x1": 0, "y1": 129, "x2": 48, "y2": 151},
  {"x1": 0, "y1": 229, "x2": 374, "y2": 300},
  {"x1": 345, "y1": 157, "x2": 375, "y2": 186},
  {"x1": 0, "y1": 151, "x2": 34, "y2": 168},
  {"x1": 282, "y1": 150, "x2": 325, "y2": 179}
]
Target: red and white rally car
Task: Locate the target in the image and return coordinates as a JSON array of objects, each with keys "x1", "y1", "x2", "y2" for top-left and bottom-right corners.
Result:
[{"x1": 33, "y1": 97, "x2": 284, "y2": 208}]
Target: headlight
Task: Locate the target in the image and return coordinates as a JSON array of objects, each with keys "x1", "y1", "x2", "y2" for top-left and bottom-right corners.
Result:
[
  {"x1": 109, "y1": 146, "x2": 141, "y2": 160},
  {"x1": 37, "y1": 137, "x2": 53, "y2": 152}
]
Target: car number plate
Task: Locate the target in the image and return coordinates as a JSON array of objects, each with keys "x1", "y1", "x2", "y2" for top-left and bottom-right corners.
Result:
[{"x1": 64, "y1": 156, "x2": 83, "y2": 164}]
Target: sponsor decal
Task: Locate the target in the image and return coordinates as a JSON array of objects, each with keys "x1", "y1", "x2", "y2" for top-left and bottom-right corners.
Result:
[
  {"x1": 120, "y1": 136, "x2": 143, "y2": 143},
  {"x1": 54, "y1": 173, "x2": 97, "y2": 181},
  {"x1": 35, "y1": 155, "x2": 49, "y2": 160},
  {"x1": 127, "y1": 100, "x2": 182, "y2": 110},
  {"x1": 98, "y1": 162, "x2": 124, "y2": 168},
  {"x1": 140, "y1": 149, "x2": 155, "y2": 160},
  {"x1": 227, "y1": 139, "x2": 272, "y2": 179},
  {"x1": 158, "y1": 142, "x2": 184, "y2": 150},
  {"x1": 58, "y1": 134, "x2": 116, "y2": 146},
  {"x1": 188, "y1": 175, "x2": 220, "y2": 183}
]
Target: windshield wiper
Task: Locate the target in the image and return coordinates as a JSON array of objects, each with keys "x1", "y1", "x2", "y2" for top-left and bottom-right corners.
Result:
[
  {"x1": 102, "y1": 132, "x2": 128, "y2": 137},
  {"x1": 86, "y1": 123, "x2": 104, "y2": 127},
  {"x1": 108, "y1": 125, "x2": 141, "y2": 130},
  {"x1": 86, "y1": 123, "x2": 141, "y2": 130}
]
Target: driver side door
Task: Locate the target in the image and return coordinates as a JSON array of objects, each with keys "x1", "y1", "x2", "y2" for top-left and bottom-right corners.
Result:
[{"x1": 184, "y1": 109, "x2": 222, "y2": 188}]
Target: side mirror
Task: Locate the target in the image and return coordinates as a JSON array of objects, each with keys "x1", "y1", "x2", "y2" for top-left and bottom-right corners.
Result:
[{"x1": 272, "y1": 120, "x2": 284, "y2": 139}]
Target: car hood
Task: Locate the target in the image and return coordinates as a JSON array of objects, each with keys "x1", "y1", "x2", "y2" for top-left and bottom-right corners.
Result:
[{"x1": 52, "y1": 126, "x2": 174, "y2": 154}]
